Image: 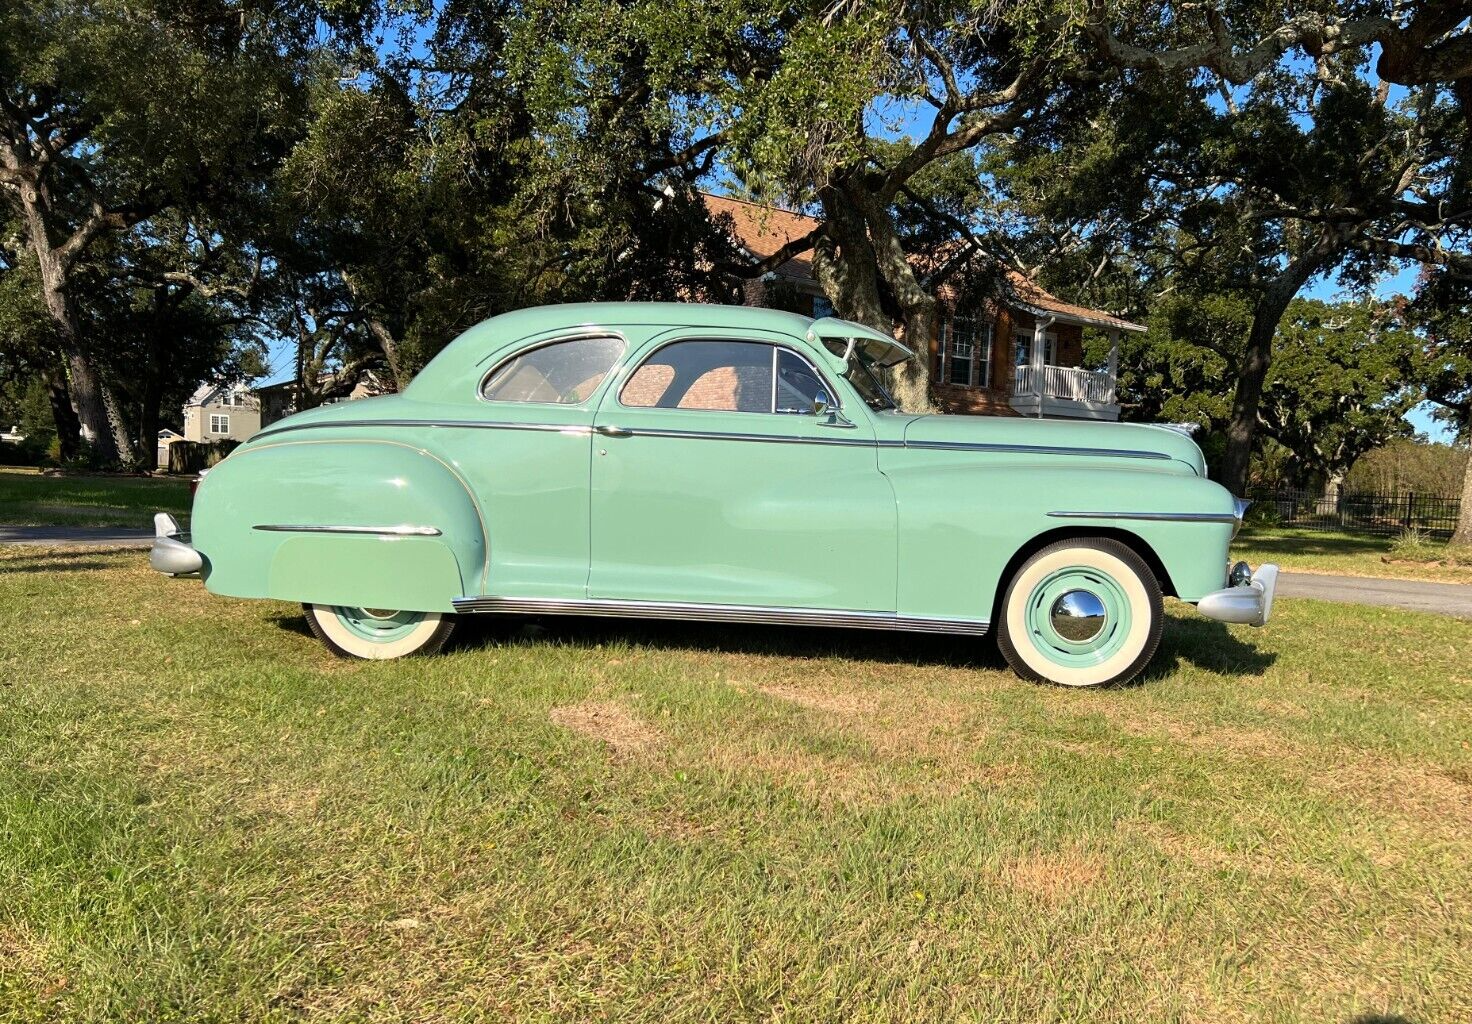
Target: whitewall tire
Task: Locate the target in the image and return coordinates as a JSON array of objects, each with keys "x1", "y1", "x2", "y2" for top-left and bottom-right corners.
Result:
[
  {"x1": 303, "y1": 604, "x2": 457, "y2": 660},
  {"x1": 995, "y1": 538, "x2": 1163, "y2": 687}
]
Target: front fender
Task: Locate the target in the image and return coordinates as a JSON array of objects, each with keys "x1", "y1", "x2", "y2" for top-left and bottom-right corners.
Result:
[
  {"x1": 191, "y1": 440, "x2": 487, "y2": 613},
  {"x1": 884, "y1": 461, "x2": 1236, "y2": 621}
]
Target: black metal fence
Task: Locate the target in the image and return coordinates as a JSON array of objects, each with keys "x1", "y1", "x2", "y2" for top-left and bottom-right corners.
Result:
[{"x1": 1247, "y1": 487, "x2": 1462, "y2": 539}]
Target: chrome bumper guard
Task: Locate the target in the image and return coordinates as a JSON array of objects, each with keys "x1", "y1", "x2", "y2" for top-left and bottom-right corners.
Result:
[
  {"x1": 1196, "y1": 562, "x2": 1278, "y2": 627},
  {"x1": 150, "y1": 513, "x2": 203, "y2": 576}
]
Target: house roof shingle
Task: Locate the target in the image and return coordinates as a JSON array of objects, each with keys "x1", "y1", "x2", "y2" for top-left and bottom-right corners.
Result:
[{"x1": 701, "y1": 191, "x2": 1145, "y2": 333}]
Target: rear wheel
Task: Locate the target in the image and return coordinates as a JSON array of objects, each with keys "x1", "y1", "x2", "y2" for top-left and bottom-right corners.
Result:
[
  {"x1": 995, "y1": 538, "x2": 1163, "y2": 687},
  {"x1": 303, "y1": 604, "x2": 456, "y2": 660}
]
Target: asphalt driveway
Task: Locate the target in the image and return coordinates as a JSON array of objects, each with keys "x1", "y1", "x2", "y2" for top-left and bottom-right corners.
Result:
[
  {"x1": 1275, "y1": 571, "x2": 1472, "y2": 619},
  {"x1": 2, "y1": 526, "x2": 1471, "y2": 620}
]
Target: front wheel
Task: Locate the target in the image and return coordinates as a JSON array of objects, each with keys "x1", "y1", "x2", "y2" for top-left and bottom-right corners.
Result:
[
  {"x1": 995, "y1": 538, "x2": 1163, "y2": 687},
  {"x1": 303, "y1": 604, "x2": 456, "y2": 660}
]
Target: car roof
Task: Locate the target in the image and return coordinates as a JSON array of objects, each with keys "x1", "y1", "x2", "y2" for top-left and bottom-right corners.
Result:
[{"x1": 406, "y1": 302, "x2": 830, "y2": 401}]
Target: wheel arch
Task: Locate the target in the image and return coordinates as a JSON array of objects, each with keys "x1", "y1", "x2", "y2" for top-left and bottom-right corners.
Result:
[{"x1": 988, "y1": 526, "x2": 1176, "y2": 627}]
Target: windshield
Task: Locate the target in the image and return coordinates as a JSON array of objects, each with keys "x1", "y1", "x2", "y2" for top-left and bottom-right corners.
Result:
[
  {"x1": 820, "y1": 336, "x2": 898, "y2": 411},
  {"x1": 844, "y1": 351, "x2": 897, "y2": 411}
]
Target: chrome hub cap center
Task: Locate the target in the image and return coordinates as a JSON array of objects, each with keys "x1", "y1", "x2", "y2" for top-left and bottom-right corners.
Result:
[{"x1": 1050, "y1": 589, "x2": 1107, "y2": 643}]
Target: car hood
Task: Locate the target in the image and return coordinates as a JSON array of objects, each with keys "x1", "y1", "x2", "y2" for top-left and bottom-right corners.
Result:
[{"x1": 899, "y1": 414, "x2": 1207, "y2": 475}]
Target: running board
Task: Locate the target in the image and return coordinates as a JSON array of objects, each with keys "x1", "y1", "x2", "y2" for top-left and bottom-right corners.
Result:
[{"x1": 450, "y1": 596, "x2": 990, "y2": 636}]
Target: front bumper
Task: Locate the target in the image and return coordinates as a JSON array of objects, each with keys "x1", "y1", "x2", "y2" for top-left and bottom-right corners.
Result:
[
  {"x1": 150, "y1": 512, "x2": 203, "y2": 576},
  {"x1": 1195, "y1": 562, "x2": 1278, "y2": 627}
]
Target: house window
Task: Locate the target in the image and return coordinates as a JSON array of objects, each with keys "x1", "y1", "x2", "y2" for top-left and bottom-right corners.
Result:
[
  {"x1": 1014, "y1": 330, "x2": 1058, "y2": 367},
  {"x1": 939, "y1": 319, "x2": 991, "y2": 388},
  {"x1": 812, "y1": 295, "x2": 834, "y2": 319},
  {"x1": 209, "y1": 414, "x2": 230, "y2": 434}
]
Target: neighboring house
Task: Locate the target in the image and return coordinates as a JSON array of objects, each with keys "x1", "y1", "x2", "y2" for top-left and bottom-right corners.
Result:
[
  {"x1": 178, "y1": 373, "x2": 386, "y2": 447},
  {"x1": 155, "y1": 428, "x2": 184, "y2": 469},
  {"x1": 1, "y1": 425, "x2": 24, "y2": 443},
  {"x1": 256, "y1": 372, "x2": 387, "y2": 431},
  {"x1": 702, "y1": 192, "x2": 1146, "y2": 421},
  {"x1": 182, "y1": 382, "x2": 260, "y2": 443}
]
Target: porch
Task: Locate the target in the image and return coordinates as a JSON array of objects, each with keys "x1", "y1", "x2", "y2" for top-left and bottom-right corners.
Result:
[{"x1": 1010, "y1": 362, "x2": 1119, "y2": 420}]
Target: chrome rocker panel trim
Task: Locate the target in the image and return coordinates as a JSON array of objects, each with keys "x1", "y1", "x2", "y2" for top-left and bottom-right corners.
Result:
[
  {"x1": 252, "y1": 524, "x2": 443, "y2": 537},
  {"x1": 150, "y1": 512, "x2": 204, "y2": 576},
  {"x1": 452, "y1": 596, "x2": 991, "y2": 636},
  {"x1": 1196, "y1": 563, "x2": 1279, "y2": 627}
]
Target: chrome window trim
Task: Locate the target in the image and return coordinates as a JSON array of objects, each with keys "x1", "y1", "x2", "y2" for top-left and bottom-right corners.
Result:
[
  {"x1": 451, "y1": 595, "x2": 990, "y2": 636},
  {"x1": 253, "y1": 524, "x2": 443, "y2": 536},
  {"x1": 475, "y1": 331, "x2": 627, "y2": 407},
  {"x1": 615, "y1": 336, "x2": 843, "y2": 415},
  {"x1": 1046, "y1": 510, "x2": 1240, "y2": 524}
]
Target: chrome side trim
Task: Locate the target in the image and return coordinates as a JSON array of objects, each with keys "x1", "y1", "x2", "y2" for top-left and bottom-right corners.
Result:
[
  {"x1": 617, "y1": 426, "x2": 879, "y2": 447},
  {"x1": 1046, "y1": 510, "x2": 1241, "y2": 524},
  {"x1": 255, "y1": 417, "x2": 1175, "y2": 462},
  {"x1": 252, "y1": 524, "x2": 443, "y2": 537},
  {"x1": 256, "y1": 419, "x2": 594, "y2": 440},
  {"x1": 451, "y1": 596, "x2": 990, "y2": 636},
  {"x1": 910, "y1": 440, "x2": 1171, "y2": 460}
]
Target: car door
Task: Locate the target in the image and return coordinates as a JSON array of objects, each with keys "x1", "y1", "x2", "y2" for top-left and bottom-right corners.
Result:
[
  {"x1": 588, "y1": 329, "x2": 897, "y2": 611},
  {"x1": 442, "y1": 331, "x2": 625, "y2": 599}
]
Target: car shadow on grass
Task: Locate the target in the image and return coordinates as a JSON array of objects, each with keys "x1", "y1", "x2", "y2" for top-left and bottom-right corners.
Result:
[
  {"x1": 1134, "y1": 611, "x2": 1278, "y2": 683},
  {"x1": 442, "y1": 613, "x2": 1013, "y2": 671},
  {"x1": 268, "y1": 606, "x2": 1276, "y2": 682}
]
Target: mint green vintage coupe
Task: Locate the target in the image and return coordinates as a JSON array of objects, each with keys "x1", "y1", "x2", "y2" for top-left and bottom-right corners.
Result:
[{"x1": 151, "y1": 302, "x2": 1277, "y2": 686}]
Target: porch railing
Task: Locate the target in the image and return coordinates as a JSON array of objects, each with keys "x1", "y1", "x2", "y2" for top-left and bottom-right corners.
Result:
[{"x1": 1013, "y1": 364, "x2": 1117, "y2": 405}]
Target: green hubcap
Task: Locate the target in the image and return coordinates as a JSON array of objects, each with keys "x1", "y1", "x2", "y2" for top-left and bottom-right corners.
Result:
[
  {"x1": 1024, "y1": 567, "x2": 1132, "y2": 667},
  {"x1": 330, "y1": 607, "x2": 425, "y2": 643}
]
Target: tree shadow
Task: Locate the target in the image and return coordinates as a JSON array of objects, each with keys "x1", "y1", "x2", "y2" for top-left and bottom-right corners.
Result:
[
  {"x1": 1239, "y1": 529, "x2": 1386, "y2": 559},
  {"x1": 0, "y1": 547, "x2": 137, "y2": 573}
]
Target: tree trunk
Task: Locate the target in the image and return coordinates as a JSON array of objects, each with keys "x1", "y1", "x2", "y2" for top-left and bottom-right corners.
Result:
[
  {"x1": 1218, "y1": 240, "x2": 1340, "y2": 495},
  {"x1": 13, "y1": 176, "x2": 122, "y2": 464},
  {"x1": 1452, "y1": 450, "x2": 1472, "y2": 547},
  {"x1": 39, "y1": 366, "x2": 80, "y2": 460}
]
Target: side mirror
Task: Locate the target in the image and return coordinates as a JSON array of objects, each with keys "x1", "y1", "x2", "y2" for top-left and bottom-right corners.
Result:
[
  {"x1": 812, "y1": 390, "x2": 831, "y2": 416},
  {"x1": 811, "y1": 390, "x2": 855, "y2": 429}
]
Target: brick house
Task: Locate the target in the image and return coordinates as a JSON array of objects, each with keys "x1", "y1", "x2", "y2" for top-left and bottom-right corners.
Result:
[{"x1": 702, "y1": 192, "x2": 1146, "y2": 421}]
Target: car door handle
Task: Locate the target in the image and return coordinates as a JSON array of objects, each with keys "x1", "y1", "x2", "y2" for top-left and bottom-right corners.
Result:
[{"x1": 595, "y1": 425, "x2": 633, "y2": 438}]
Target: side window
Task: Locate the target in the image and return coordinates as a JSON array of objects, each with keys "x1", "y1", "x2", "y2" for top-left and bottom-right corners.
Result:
[
  {"x1": 621, "y1": 340, "x2": 831, "y2": 414},
  {"x1": 622, "y1": 340, "x2": 772, "y2": 412},
  {"x1": 481, "y1": 335, "x2": 623, "y2": 404},
  {"x1": 775, "y1": 349, "x2": 827, "y2": 413}
]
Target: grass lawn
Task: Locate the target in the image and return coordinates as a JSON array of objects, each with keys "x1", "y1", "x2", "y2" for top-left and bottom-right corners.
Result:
[
  {"x1": 2, "y1": 547, "x2": 1469, "y2": 1022},
  {"x1": 1235, "y1": 525, "x2": 1472, "y2": 586},
  {"x1": 0, "y1": 467, "x2": 190, "y2": 529}
]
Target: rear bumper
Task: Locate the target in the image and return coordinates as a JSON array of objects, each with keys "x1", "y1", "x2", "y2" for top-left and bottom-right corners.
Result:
[
  {"x1": 150, "y1": 513, "x2": 203, "y2": 576},
  {"x1": 1195, "y1": 562, "x2": 1278, "y2": 627}
]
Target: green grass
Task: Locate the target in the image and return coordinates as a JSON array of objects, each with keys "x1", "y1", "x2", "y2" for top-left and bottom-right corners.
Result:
[
  {"x1": 1235, "y1": 525, "x2": 1472, "y2": 585},
  {"x1": 2, "y1": 547, "x2": 1469, "y2": 1022},
  {"x1": 0, "y1": 467, "x2": 190, "y2": 528}
]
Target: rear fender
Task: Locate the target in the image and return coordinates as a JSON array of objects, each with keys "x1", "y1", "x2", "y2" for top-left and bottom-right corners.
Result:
[{"x1": 190, "y1": 440, "x2": 486, "y2": 613}]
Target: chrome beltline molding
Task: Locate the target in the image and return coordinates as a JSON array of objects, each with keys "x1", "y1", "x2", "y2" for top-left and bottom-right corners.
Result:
[
  {"x1": 451, "y1": 595, "x2": 990, "y2": 635},
  {"x1": 1047, "y1": 510, "x2": 1240, "y2": 524},
  {"x1": 257, "y1": 417, "x2": 1171, "y2": 461},
  {"x1": 253, "y1": 524, "x2": 443, "y2": 536}
]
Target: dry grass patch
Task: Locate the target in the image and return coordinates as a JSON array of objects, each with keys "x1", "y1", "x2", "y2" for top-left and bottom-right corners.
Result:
[
  {"x1": 550, "y1": 700, "x2": 662, "y2": 754},
  {"x1": 1003, "y1": 846, "x2": 1105, "y2": 905}
]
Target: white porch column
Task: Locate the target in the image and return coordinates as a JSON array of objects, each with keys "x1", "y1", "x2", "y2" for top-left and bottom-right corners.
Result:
[
  {"x1": 1031, "y1": 317, "x2": 1052, "y2": 417},
  {"x1": 1106, "y1": 328, "x2": 1119, "y2": 381}
]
